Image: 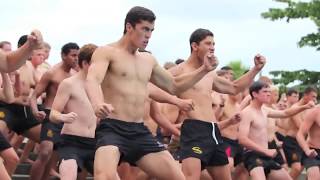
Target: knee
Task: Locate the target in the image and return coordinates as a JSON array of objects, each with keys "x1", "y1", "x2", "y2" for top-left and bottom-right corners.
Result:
[
  {"x1": 38, "y1": 148, "x2": 53, "y2": 160},
  {"x1": 3, "y1": 151, "x2": 19, "y2": 166}
]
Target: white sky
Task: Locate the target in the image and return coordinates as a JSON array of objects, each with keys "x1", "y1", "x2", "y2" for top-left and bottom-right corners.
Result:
[{"x1": 1, "y1": 0, "x2": 319, "y2": 75}]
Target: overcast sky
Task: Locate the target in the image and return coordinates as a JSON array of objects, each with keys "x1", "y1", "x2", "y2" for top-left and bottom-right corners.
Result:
[{"x1": 1, "y1": 0, "x2": 318, "y2": 75}]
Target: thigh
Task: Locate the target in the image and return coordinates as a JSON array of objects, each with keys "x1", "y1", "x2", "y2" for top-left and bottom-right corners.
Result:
[
  {"x1": 59, "y1": 159, "x2": 78, "y2": 180},
  {"x1": 267, "y1": 168, "x2": 291, "y2": 180},
  {"x1": 307, "y1": 166, "x2": 320, "y2": 180},
  {"x1": 206, "y1": 164, "x2": 231, "y2": 180},
  {"x1": 94, "y1": 145, "x2": 121, "y2": 174},
  {"x1": 250, "y1": 167, "x2": 266, "y2": 180},
  {"x1": 182, "y1": 157, "x2": 202, "y2": 180},
  {"x1": 24, "y1": 124, "x2": 41, "y2": 143},
  {"x1": 137, "y1": 150, "x2": 184, "y2": 180}
]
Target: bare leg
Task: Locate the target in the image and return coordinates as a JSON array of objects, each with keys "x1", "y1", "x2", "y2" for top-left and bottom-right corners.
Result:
[
  {"x1": 29, "y1": 140, "x2": 53, "y2": 180},
  {"x1": 137, "y1": 151, "x2": 184, "y2": 180},
  {"x1": 94, "y1": 146, "x2": 121, "y2": 180},
  {"x1": 59, "y1": 159, "x2": 77, "y2": 180},
  {"x1": 182, "y1": 157, "x2": 202, "y2": 180},
  {"x1": 0, "y1": 147, "x2": 19, "y2": 175}
]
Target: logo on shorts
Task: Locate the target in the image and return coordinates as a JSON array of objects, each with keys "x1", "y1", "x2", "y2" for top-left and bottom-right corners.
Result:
[
  {"x1": 192, "y1": 147, "x2": 202, "y2": 154},
  {"x1": 256, "y1": 158, "x2": 263, "y2": 166},
  {"x1": 292, "y1": 153, "x2": 298, "y2": 161},
  {"x1": 0, "y1": 111, "x2": 5, "y2": 119},
  {"x1": 47, "y1": 130, "x2": 53, "y2": 138}
]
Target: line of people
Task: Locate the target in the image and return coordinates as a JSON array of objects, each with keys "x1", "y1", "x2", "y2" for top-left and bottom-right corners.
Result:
[{"x1": 0, "y1": 6, "x2": 318, "y2": 180}]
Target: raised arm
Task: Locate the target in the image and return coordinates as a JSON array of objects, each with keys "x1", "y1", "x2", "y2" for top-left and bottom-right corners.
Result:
[
  {"x1": 0, "y1": 72, "x2": 15, "y2": 103},
  {"x1": 85, "y1": 47, "x2": 113, "y2": 118},
  {"x1": 212, "y1": 55, "x2": 265, "y2": 95},
  {"x1": 49, "y1": 80, "x2": 75, "y2": 123},
  {"x1": 150, "y1": 52, "x2": 218, "y2": 95},
  {"x1": 296, "y1": 107, "x2": 319, "y2": 158},
  {"x1": 0, "y1": 30, "x2": 43, "y2": 72},
  {"x1": 266, "y1": 101, "x2": 314, "y2": 119}
]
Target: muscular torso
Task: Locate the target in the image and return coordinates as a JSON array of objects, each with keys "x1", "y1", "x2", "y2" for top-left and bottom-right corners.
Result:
[
  {"x1": 101, "y1": 47, "x2": 155, "y2": 122},
  {"x1": 171, "y1": 64, "x2": 215, "y2": 122},
  {"x1": 15, "y1": 62, "x2": 36, "y2": 105},
  {"x1": 61, "y1": 75, "x2": 96, "y2": 138}
]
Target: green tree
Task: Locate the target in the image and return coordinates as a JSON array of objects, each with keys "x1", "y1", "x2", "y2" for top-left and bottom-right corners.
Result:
[
  {"x1": 262, "y1": 0, "x2": 320, "y2": 50},
  {"x1": 227, "y1": 60, "x2": 249, "y2": 79},
  {"x1": 269, "y1": 69, "x2": 320, "y2": 99}
]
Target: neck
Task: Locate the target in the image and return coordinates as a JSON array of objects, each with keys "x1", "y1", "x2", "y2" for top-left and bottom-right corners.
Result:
[
  {"x1": 251, "y1": 99, "x2": 263, "y2": 109},
  {"x1": 186, "y1": 53, "x2": 203, "y2": 69},
  {"x1": 61, "y1": 62, "x2": 72, "y2": 72},
  {"x1": 78, "y1": 70, "x2": 87, "y2": 79},
  {"x1": 118, "y1": 36, "x2": 138, "y2": 54}
]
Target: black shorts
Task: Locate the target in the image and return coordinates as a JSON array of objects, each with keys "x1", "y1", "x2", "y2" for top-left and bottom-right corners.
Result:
[
  {"x1": 0, "y1": 132, "x2": 11, "y2": 152},
  {"x1": 0, "y1": 102, "x2": 40, "y2": 135},
  {"x1": 180, "y1": 119, "x2": 228, "y2": 169},
  {"x1": 58, "y1": 134, "x2": 95, "y2": 174},
  {"x1": 95, "y1": 118, "x2": 165, "y2": 166},
  {"x1": 283, "y1": 136, "x2": 303, "y2": 166},
  {"x1": 301, "y1": 148, "x2": 320, "y2": 170},
  {"x1": 155, "y1": 126, "x2": 171, "y2": 145},
  {"x1": 243, "y1": 151, "x2": 282, "y2": 176},
  {"x1": 275, "y1": 132, "x2": 285, "y2": 142},
  {"x1": 268, "y1": 140, "x2": 285, "y2": 165},
  {"x1": 222, "y1": 136, "x2": 244, "y2": 166},
  {"x1": 39, "y1": 109, "x2": 63, "y2": 149}
]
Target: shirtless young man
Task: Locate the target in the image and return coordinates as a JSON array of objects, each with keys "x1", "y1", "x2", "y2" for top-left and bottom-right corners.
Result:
[
  {"x1": 0, "y1": 72, "x2": 19, "y2": 179},
  {"x1": 266, "y1": 86, "x2": 286, "y2": 168},
  {"x1": 283, "y1": 87, "x2": 317, "y2": 179},
  {"x1": 48, "y1": 44, "x2": 97, "y2": 180},
  {"x1": 86, "y1": 6, "x2": 219, "y2": 180},
  {"x1": 297, "y1": 105, "x2": 320, "y2": 180},
  {"x1": 0, "y1": 40, "x2": 44, "y2": 144},
  {"x1": 0, "y1": 30, "x2": 43, "y2": 72},
  {"x1": 239, "y1": 81, "x2": 314, "y2": 180},
  {"x1": 275, "y1": 89, "x2": 299, "y2": 142},
  {"x1": 167, "y1": 28, "x2": 265, "y2": 180},
  {"x1": 29, "y1": 42, "x2": 79, "y2": 180}
]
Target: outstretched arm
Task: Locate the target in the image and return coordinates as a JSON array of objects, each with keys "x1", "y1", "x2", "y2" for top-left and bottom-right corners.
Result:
[
  {"x1": 150, "y1": 52, "x2": 218, "y2": 95},
  {"x1": 212, "y1": 55, "x2": 265, "y2": 95}
]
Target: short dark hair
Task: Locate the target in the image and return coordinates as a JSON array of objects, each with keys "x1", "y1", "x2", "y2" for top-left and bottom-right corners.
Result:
[
  {"x1": 0, "y1": 41, "x2": 11, "y2": 49},
  {"x1": 61, "y1": 42, "x2": 79, "y2": 55},
  {"x1": 17, "y1": 35, "x2": 28, "y2": 48},
  {"x1": 123, "y1": 6, "x2": 156, "y2": 34},
  {"x1": 78, "y1": 44, "x2": 98, "y2": 68},
  {"x1": 189, "y1": 28, "x2": 213, "y2": 52},
  {"x1": 221, "y1": 66, "x2": 233, "y2": 71},
  {"x1": 249, "y1": 81, "x2": 270, "y2": 99},
  {"x1": 303, "y1": 86, "x2": 317, "y2": 96},
  {"x1": 287, "y1": 88, "x2": 298, "y2": 96}
]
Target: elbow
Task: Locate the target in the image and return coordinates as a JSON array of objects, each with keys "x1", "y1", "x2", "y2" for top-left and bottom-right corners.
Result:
[{"x1": 5, "y1": 98, "x2": 15, "y2": 104}]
